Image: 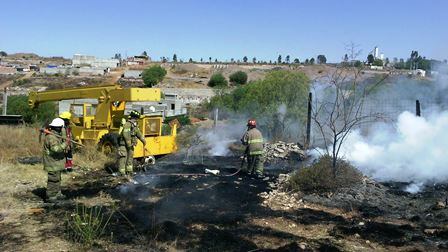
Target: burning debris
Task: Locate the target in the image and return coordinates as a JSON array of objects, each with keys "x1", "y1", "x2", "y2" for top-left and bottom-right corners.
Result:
[{"x1": 263, "y1": 141, "x2": 306, "y2": 163}]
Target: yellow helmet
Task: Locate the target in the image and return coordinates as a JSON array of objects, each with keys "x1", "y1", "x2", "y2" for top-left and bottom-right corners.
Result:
[{"x1": 59, "y1": 111, "x2": 72, "y2": 120}]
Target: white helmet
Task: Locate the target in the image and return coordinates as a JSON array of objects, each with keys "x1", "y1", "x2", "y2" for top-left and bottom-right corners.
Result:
[{"x1": 49, "y1": 118, "x2": 65, "y2": 127}]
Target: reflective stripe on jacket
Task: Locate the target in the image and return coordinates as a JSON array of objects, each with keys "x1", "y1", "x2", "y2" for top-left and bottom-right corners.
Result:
[{"x1": 242, "y1": 128, "x2": 264, "y2": 155}]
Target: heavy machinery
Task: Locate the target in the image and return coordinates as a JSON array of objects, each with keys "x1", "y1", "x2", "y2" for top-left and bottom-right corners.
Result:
[{"x1": 28, "y1": 85, "x2": 178, "y2": 161}]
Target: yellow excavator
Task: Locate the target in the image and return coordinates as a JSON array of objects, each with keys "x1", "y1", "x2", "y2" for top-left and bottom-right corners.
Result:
[{"x1": 28, "y1": 85, "x2": 178, "y2": 162}]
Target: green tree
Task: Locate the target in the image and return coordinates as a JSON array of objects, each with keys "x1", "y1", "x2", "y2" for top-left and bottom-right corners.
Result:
[
  {"x1": 173, "y1": 54, "x2": 178, "y2": 62},
  {"x1": 229, "y1": 71, "x2": 248, "y2": 85},
  {"x1": 189, "y1": 58, "x2": 193, "y2": 63},
  {"x1": 142, "y1": 51, "x2": 148, "y2": 57},
  {"x1": 285, "y1": 55, "x2": 290, "y2": 64},
  {"x1": 209, "y1": 70, "x2": 309, "y2": 139},
  {"x1": 207, "y1": 73, "x2": 228, "y2": 87},
  {"x1": 372, "y1": 59, "x2": 383, "y2": 66},
  {"x1": 252, "y1": 57, "x2": 257, "y2": 64},
  {"x1": 294, "y1": 58, "x2": 300, "y2": 64},
  {"x1": 309, "y1": 58, "x2": 315, "y2": 65},
  {"x1": 353, "y1": 60, "x2": 363, "y2": 68},
  {"x1": 305, "y1": 59, "x2": 309, "y2": 65},
  {"x1": 317, "y1": 55, "x2": 327, "y2": 64},
  {"x1": 0, "y1": 51, "x2": 8, "y2": 57},
  {"x1": 277, "y1": 55, "x2": 282, "y2": 64},
  {"x1": 142, "y1": 65, "x2": 167, "y2": 87},
  {"x1": 243, "y1": 56, "x2": 248, "y2": 63},
  {"x1": 8, "y1": 95, "x2": 57, "y2": 124},
  {"x1": 367, "y1": 54, "x2": 374, "y2": 64}
]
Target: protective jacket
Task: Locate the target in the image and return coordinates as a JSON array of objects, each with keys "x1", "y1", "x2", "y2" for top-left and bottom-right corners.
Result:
[
  {"x1": 241, "y1": 128, "x2": 264, "y2": 155},
  {"x1": 119, "y1": 120, "x2": 145, "y2": 148},
  {"x1": 43, "y1": 130, "x2": 67, "y2": 172}
]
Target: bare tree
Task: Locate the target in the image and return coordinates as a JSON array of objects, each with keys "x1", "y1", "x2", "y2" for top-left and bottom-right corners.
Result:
[{"x1": 312, "y1": 45, "x2": 388, "y2": 176}]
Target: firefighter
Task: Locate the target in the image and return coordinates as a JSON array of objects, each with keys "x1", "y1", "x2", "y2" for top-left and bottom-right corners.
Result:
[
  {"x1": 241, "y1": 119, "x2": 265, "y2": 178},
  {"x1": 59, "y1": 111, "x2": 73, "y2": 171},
  {"x1": 118, "y1": 110, "x2": 147, "y2": 176},
  {"x1": 43, "y1": 118, "x2": 68, "y2": 202}
]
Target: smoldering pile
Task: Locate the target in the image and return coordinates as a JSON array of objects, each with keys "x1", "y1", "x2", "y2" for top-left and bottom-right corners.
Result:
[{"x1": 263, "y1": 141, "x2": 306, "y2": 163}]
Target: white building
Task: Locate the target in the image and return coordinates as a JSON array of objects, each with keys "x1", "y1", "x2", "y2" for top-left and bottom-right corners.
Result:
[{"x1": 72, "y1": 54, "x2": 120, "y2": 68}]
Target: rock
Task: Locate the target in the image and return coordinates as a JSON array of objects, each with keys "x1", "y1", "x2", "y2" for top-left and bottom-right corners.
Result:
[
  {"x1": 299, "y1": 243, "x2": 307, "y2": 250},
  {"x1": 424, "y1": 228, "x2": 437, "y2": 235},
  {"x1": 354, "y1": 233, "x2": 361, "y2": 238},
  {"x1": 434, "y1": 201, "x2": 446, "y2": 210},
  {"x1": 358, "y1": 222, "x2": 365, "y2": 226}
]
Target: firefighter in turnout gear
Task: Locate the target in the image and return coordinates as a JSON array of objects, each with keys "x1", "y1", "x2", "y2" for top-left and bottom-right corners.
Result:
[
  {"x1": 241, "y1": 119, "x2": 265, "y2": 178},
  {"x1": 118, "y1": 110, "x2": 147, "y2": 175},
  {"x1": 43, "y1": 118, "x2": 68, "y2": 202},
  {"x1": 59, "y1": 111, "x2": 74, "y2": 171}
]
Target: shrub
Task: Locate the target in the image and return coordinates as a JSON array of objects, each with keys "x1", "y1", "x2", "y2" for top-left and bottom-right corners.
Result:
[
  {"x1": 207, "y1": 73, "x2": 228, "y2": 87},
  {"x1": 7, "y1": 95, "x2": 57, "y2": 124},
  {"x1": 12, "y1": 78, "x2": 31, "y2": 86},
  {"x1": 286, "y1": 155, "x2": 362, "y2": 193},
  {"x1": 142, "y1": 65, "x2": 167, "y2": 87},
  {"x1": 229, "y1": 71, "x2": 248, "y2": 85}
]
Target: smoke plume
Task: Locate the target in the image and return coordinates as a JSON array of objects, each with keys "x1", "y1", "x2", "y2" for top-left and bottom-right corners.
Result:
[{"x1": 341, "y1": 111, "x2": 448, "y2": 186}]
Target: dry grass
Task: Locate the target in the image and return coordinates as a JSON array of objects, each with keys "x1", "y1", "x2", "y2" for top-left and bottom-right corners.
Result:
[{"x1": 0, "y1": 125, "x2": 41, "y2": 164}]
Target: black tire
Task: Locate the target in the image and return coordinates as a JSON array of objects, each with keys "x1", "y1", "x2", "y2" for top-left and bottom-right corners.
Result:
[{"x1": 98, "y1": 133, "x2": 120, "y2": 156}]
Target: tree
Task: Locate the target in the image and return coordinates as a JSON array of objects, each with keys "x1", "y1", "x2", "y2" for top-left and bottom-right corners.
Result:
[
  {"x1": 278, "y1": 55, "x2": 282, "y2": 64},
  {"x1": 305, "y1": 59, "x2": 309, "y2": 65},
  {"x1": 373, "y1": 59, "x2": 383, "y2": 66},
  {"x1": 209, "y1": 57, "x2": 212, "y2": 63},
  {"x1": 208, "y1": 70, "x2": 309, "y2": 139},
  {"x1": 294, "y1": 58, "x2": 300, "y2": 64},
  {"x1": 142, "y1": 65, "x2": 167, "y2": 87},
  {"x1": 367, "y1": 54, "x2": 374, "y2": 64},
  {"x1": 343, "y1": 54, "x2": 349, "y2": 62},
  {"x1": 252, "y1": 57, "x2": 257, "y2": 64},
  {"x1": 142, "y1": 51, "x2": 148, "y2": 57},
  {"x1": 0, "y1": 51, "x2": 7, "y2": 57},
  {"x1": 243, "y1": 56, "x2": 248, "y2": 63},
  {"x1": 208, "y1": 73, "x2": 228, "y2": 87},
  {"x1": 317, "y1": 55, "x2": 327, "y2": 64},
  {"x1": 229, "y1": 71, "x2": 248, "y2": 85},
  {"x1": 8, "y1": 95, "x2": 57, "y2": 124},
  {"x1": 285, "y1": 55, "x2": 290, "y2": 64},
  {"x1": 200, "y1": 58, "x2": 203, "y2": 63},
  {"x1": 312, "y1": 62, "x2": 387, "y2": 176},
  {"x1": 309, "y1": 58, "x2": 315, "y2": 65},
  {"x1": 114, "y1": 53, "x2": 121, "y2": 60},
  {"x1": 173, "y1": 54, "x2": 178, "y2": 62},
  {"x1": 189, "y1": 58, "x2": 193, "y2": 63}
]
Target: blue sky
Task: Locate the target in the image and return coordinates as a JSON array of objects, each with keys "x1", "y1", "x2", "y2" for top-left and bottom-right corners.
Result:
[{"x1": 1, "y1": 0, "x2": 447, "y2": 62}]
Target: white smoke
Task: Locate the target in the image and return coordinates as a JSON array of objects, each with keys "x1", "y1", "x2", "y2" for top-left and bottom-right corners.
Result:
[
  {"x1": 340, "y1": 111, "x2": 448, "y2": 187},
  {"x1": 198, "y1": 121, "x2": 246, "y2": 156}
]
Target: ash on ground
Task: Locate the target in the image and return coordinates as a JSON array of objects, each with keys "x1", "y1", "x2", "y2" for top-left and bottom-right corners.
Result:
[{"x1": 260, "y1": 173, "x2": 448, "y2": 249}]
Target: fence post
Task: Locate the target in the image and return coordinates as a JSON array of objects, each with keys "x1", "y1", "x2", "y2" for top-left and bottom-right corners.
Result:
[
  {"x1": 305, "y1": 92, "x2": 312, "y2": 149},
  {"x1": 2, "y1": 88, "x2": 7, "y2": 116},
  {"x1": 213, "y1": 108, "x2": 218, "y2": 128},
  {"x1": 416, "y1": 100, "x2": 421, "y2": 117}
]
